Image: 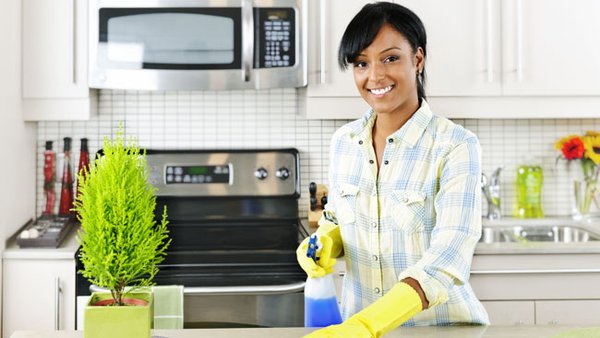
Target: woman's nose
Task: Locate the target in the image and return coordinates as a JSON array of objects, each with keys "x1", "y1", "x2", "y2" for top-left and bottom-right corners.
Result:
[{"x1": 368, "y1": 62, "x2": 385, "y2": 81}]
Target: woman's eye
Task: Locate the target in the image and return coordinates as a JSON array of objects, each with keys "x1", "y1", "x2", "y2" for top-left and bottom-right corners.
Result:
[
  {"x1": 353, "y1": 61, "x2": 367, "y2": 68},
  {"x1": 384, "y1": 55, "x2": 399, "y2": 63}
]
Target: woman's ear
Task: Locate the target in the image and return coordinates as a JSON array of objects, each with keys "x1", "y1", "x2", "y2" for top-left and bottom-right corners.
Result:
[{"x1": 414, "y1": 47, "x2": 425, "y2": 74}]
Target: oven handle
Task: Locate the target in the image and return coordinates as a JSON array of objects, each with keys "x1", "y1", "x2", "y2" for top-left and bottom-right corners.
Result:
[
  {"x1": 90, "y1": 281, "x2": 306, "y2": 296},
  {"x1": 184, "y1": 281, "x2": 306, "y2": 295}
]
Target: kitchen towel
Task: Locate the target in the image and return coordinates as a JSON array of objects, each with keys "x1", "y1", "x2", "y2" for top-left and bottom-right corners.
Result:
[{"x1": 152, "y1": 285, "x2": 184, "y2": 329}]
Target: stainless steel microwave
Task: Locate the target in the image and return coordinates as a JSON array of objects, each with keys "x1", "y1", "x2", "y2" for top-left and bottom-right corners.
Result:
[{"x1": 88, "y1": 0, "x2": 306, "y2": 91}]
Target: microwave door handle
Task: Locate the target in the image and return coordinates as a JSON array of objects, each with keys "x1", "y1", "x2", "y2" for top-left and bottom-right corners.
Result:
[{"x1": 241, "y1": 0, "x2": 254, "y2": 82}]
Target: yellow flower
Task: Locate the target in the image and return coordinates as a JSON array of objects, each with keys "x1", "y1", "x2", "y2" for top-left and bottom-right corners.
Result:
[
  {"x1": 555, "y1": 134, "x2": 580, "y2": 150},
  {"x1": 583, "y1": 134, "x2": 600, "y2": 164},
  {"x1": 585, "y1": 130, "x2": 600, "y2": 137}
]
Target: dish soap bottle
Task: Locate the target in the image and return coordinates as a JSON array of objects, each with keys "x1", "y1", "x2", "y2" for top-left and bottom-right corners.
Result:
[
  {"x1": 515, "y1": 159, "x2": 544, "y2": 218},
  {"x1": 304, "y1": 234, "x2": 343, "y2": 327}
]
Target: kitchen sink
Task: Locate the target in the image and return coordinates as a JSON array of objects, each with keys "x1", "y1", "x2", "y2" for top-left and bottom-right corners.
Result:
[{"x1": 480, "y1": 225, "x2": 600, "y2": 244}]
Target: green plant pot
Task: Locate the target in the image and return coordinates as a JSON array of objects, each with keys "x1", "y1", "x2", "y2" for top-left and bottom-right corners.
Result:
[{"x1": 84, "y1": 292, "x2": 153, "y2": 338}]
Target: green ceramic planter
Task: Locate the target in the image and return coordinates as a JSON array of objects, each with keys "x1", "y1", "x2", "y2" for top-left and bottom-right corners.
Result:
[{"x1": 84, "y1": 292, "x2": 153, "y2": 338}]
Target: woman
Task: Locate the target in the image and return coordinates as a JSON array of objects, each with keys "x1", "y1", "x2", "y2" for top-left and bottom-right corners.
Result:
[{"x1": 297, "y1": 2, "x2": 489, "y2": 337}]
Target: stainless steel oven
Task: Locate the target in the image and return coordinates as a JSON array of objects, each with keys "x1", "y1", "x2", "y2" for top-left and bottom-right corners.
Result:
[
  {"x1": 76, "y1": 149, "x2": 307, "y2": 328},
  {"x1": 88, "y1": 0, "x2": 307, "y2": 90}
]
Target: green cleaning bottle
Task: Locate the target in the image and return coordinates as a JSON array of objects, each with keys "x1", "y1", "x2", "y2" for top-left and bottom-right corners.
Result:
[{"x1": 515, "y1": 160, "x2": 544, "y2": 218}]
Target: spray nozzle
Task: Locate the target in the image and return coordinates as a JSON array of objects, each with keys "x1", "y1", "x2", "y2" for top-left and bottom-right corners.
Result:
[{"x1": 306, "y1": 234, "x2": 320, "y2": 263}]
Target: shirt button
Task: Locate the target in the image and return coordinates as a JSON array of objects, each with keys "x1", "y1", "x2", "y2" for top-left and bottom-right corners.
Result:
[
  {"x1": 372, "y1": 255, "x2": 378, "y2": 261},
  {"x1": 369, "y1": 160, "x2": 374, "y2": 164},
  {"x1": 372, "y1": 222, "x2": 377, "y2": 228},
  {"x1": 358, "y1": 140, "x2": 363, "y2": 145},
  {"x1": 388, "y1": 138, "x2": 394, "y2": 143},
  {"x1": 384, "y1": 160, "x2": 389, "y2": 165},
  {"x1": 374, "y1": 287, "x2": 381, "y2": 294},
  {"x1": 402, "y1": 197, "x2": 409, "y2": 203}
]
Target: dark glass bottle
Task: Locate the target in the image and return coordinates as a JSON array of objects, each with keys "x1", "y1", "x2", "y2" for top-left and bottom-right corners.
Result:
[
  {"x1": 58, "y1": 137, "x2": 74, "y2": 217},
  {"x1": 43, "y1": 141, "x2": 55, "y2": 216},
  {"x1": 76, "y1": 138, "x2": 90, "y2": 200}
]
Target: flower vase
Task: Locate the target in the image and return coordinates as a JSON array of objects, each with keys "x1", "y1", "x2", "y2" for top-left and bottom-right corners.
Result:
[{"x1": 572, "y1": 179, "x2": 598, "y2": 220}]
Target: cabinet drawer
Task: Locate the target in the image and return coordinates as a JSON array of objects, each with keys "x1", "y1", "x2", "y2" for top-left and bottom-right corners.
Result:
[
  {"x1": 481, "y1": 300, "x2": 534, "y2": 325},
  {"x1": 536, "y1": 300, "x2": 600, "y2": 325}
]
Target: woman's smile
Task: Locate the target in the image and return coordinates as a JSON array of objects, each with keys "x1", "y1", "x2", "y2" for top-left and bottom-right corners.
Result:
[{"x1": 368, "y1": 84, "x2": 395, "y2": 96}]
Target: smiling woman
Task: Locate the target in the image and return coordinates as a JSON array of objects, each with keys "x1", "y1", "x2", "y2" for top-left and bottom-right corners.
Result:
[{"x1": 298, "y1": 2, "x2": 489, "y2": 338}]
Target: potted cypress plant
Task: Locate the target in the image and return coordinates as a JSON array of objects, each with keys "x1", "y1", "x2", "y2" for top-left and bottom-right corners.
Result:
[{"x1": 74, "y1": 126, "x2": 170, "y2": 338}]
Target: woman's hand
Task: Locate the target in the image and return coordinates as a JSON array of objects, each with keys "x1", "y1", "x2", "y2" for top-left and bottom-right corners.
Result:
[{"x1": 296, "y1": 233, "x2": 337, "y2": 278}]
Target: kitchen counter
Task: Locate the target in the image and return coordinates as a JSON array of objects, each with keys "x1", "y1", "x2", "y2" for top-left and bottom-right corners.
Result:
[
  {"x1": 9, "y1": 326, "x2": 600, "y2": 338},
  {"x1": 2, "y1": 221, "x2": 79, "y2": 260}
]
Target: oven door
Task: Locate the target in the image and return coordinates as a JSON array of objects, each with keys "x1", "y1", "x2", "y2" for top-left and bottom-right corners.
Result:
[
  {"x1": 89, "y1": 0, "x2": 251, "y2": 90},
  {"x1": 79, "y1": 283, "x2": 305, "y2": 328}
]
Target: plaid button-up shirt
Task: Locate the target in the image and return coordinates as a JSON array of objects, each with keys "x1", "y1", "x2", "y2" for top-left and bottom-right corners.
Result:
[{"x1": 319, "y1": 100, "x2": 489, "y2": 326}]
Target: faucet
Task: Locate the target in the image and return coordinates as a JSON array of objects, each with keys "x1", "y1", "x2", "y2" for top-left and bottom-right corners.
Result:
[{"x1": 482, "y1": 167, "x2": 502, "y2": 220}]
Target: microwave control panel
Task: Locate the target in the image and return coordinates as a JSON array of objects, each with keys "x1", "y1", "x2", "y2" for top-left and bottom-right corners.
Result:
[{"x1": 256, "y1": 8, "x2": 295, "y2": 68}]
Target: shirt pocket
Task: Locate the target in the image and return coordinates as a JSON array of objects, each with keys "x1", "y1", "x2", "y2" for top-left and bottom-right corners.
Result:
[
  {"x1": 335, "y1": 183, "x2": 360, "y2": 225},
  {"x1": 390, "y1": 190, "x2": 427, "y2": 234}
]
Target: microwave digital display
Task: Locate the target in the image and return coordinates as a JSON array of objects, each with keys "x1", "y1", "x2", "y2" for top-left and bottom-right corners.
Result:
[{"x1": 165, "y1": 165, "x2": 230, "y2": 184}]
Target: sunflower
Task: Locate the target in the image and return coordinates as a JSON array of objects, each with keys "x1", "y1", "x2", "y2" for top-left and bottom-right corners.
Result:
[{"x1": 583, "y1": 134, "x2": 600, "y2": 164}]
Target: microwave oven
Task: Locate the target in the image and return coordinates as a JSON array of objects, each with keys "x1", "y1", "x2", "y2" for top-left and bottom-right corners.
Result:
[{"x1": 89, "y1": 0, "x2": 306, "y2": 91}]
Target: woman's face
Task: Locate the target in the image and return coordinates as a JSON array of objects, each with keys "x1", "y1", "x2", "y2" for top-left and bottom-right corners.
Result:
[{"x1": 352, "y1": 24, "x2": 423, "y2": 116}]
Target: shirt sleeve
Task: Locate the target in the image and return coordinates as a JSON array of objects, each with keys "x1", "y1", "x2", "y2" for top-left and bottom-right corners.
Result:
[{"x1": 398, "y1": 136, "x2": 482, "y2": 308}]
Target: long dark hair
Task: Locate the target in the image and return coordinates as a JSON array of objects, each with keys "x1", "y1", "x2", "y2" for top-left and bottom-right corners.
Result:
[{"x1": 338, "y1": 2, "x2": 427, "y2": 99}]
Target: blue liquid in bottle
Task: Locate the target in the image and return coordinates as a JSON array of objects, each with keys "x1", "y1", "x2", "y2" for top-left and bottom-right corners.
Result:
[
  {"x1": 303, "y1": 235, "x2": 343, "y2": 328},
  {"x1": 304, "y1": 295, "x2": 343, "y2": 327}
]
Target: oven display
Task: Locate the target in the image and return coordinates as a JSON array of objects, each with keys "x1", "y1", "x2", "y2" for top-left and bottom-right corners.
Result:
[{"x1": 165, "y1": 165, "x2": 230, "y2": 184}]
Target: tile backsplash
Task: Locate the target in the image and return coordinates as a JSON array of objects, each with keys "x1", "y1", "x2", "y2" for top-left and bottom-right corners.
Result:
[{"x1": 37, "y1": 89, "x2": 600, "y2": 219}]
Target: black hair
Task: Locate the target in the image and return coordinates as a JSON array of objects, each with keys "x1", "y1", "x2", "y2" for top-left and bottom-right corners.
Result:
[{"x1": 338, "y1": 2, "x2": 427, "y2": 99}]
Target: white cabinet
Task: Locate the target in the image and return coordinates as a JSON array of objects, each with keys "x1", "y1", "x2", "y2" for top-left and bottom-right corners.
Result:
[
  {"x1": 481, "y1": 301, "x2": 534, "y2": 325},
  {"x1": 302, "y1": 0, "x2": 371, "y2": 120},
  {"x1": 302, "y1": 0, "x2": 600, "y2": 119},
  {"x1": 21, "y1": 0, "x2": 96, "y2": 121},
  {"x1": 2, "y1": 257, "x2": 76, "y2": 338},
  {"x1": 500, "y1": 0, "x2": 600, "y2": 96},
  {"x1": 535, "y1": 300, "x2": 600, "y2": 325}
]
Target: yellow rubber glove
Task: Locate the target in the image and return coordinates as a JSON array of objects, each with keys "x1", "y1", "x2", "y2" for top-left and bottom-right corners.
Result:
[
  {"x1": 296, "y1": 223, "x2": 343, "y2": 278},
  {"x1": 303, "y1": 282, "x2": 422, "y2": 338}
]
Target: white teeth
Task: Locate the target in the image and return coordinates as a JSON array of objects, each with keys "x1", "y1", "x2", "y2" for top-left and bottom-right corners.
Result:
[{"x1": 370, "y1": 85, "x2": 393, "y2": 95}]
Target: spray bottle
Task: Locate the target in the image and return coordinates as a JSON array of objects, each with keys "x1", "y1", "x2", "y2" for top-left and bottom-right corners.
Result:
[{"x1": 304, "y1": 234, "x2": 343, "y2": 327}]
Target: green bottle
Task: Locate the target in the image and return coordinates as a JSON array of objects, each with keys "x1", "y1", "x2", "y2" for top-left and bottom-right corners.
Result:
[{"x1": 515, "y1": 162, "x2": 544, "y2": 218}]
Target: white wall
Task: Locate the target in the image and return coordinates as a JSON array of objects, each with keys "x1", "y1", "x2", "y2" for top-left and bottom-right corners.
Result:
[{"x1": 0, "y1": 0, "x2": 37, "y2": 332}]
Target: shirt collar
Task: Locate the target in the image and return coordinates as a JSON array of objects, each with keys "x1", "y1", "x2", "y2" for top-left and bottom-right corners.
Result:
[{"x1": 349, "y1": 100, "x2": 434, "y2": 148}]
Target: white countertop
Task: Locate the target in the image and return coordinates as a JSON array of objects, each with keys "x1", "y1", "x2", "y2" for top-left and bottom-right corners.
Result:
[
  {"x1": 2, "y1": 222, "x2": 80, "y2": 260},
  {"x1": 9, "y1": 325, "x2": 600, "y2": 338}
]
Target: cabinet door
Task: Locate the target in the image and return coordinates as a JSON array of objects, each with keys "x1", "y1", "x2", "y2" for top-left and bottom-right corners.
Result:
[
  {"x1": 502, "y1": 0, "x2": 600, "y2": 95},
  {"x1": 536, "y1": 300, "x2": 600, "y2": 325},
  {"x1": 2, "y1": 259, "x2": 76, "y2": 338},
  {"x1": 22, "y1": 0, "x2": 87, "y2": 98},
  {"x1": 306, "y1": 0, "x2": 367, "y2": 98},
  {"x1": 398, "y1": 0, "x2": 502, "y2": 96},
  {"x1": 21, "y1": 0, "x2": 95, "y2": 120},
  {"x1": 480, "y1": 300, "x2": 535, "y2": 325}
]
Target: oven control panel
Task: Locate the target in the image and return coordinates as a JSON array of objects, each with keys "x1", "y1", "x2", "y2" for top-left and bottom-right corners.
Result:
[
  {"x1": 146, "y1": 149, "x2": 299, "y2": 197},
  {"x1": 165, "y1": 165, "x2": 231, "y2": 184}
]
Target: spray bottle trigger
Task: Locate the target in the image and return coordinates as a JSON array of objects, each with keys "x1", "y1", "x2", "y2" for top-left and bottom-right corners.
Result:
[{"x1": 306, "y1": 234, "x2": 319, "y2": 262}]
